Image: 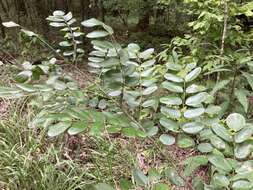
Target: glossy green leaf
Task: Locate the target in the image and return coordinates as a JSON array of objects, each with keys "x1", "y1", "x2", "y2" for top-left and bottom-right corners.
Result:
[
  {"x1": 68, "y1": 121, "x2": 87, "y2": 135},
  {"x1": 159, "y1": 134, "x2": 176, "y2": 145},
  {"x1": 232, "y1": 180, "x2": 253, "y2": 190},
  {"x1": 197, "y1": 143, "x2": 214, "y2": 153},
  {"x1": 177, "y1": 134, "x2": 195, "y2": 148},
  {"x1": 234, "y1": 142, "x2": 253, "y2": 159},
  {"x1": 161, "y1": 107, "x2": 181, "y2": 119},
  {"x1": 181, "y1": 122, "x2": 204, "y2": 134},
  {"x1": 164, "y1": 73, "x2": 183, "y2": 83},
  {"x1": 243, "y1": 72, "x2": 253, "y2": 91},
  {"x1": 139, "y1": 48, "x2": 154, "y2": 60},
  {"x1": 186, "y1": 84, "x2": 206, "y2": 94},
  {"x1": 210, "y1": 135, "x2": 226, "y2": 150},
  {"x1": 185, "y1": 67, "x2": 201, "y2": 82},
  {"x1": 161, "y1": 81, "x2": 183, "y2": 93},
  {"x1": 212, "y1": 123, "x2": 233, "y2": 142},
  {"x1": 185, "y1": 92, "x2": 208, "y2": 107},
  {"x1": 235, "y1": 89, "x2": 248, "y2": 113},
  {"x1": 143, "y1": 85, "x2": 158, "y2": 95},
  {"x1": 208, "y1": 155, "x2": 233, "y2": 173},
  {"x1": 2, "y1": 21, "x2": 20, "y2": 27},
  {"x1": 159, "y1": 117, "x2": 179, "y2": 132},
  {"x1": 86, "y1": 30, "x2": 109, "y2": 38},
  {"x1": 212, "y1": 174, "x2": 230, "y2": 188},
  {"x1": 234, "y1": 125, "x2": 253, "y2": 143},
  {"x1": 226, "y1": 113, "x2": 245, "y2": 132},
  {"x1": 48, "y1": 121, "x2": 71, "y2": 137},
  {"x1": 205, "y1": 105, "x2": 221, "y2": 115},
  {"x1": 184, "y1": 108, "x2": 205, "y2": 118},
  {"x1": 81, "y1": 18, "x2": 102, "y2": 27},
  {"x1": 160, "y1": 96, "x2": 182, "y2": 106},
  {"x1": 133, "y1": 169, "x2": 149, "y2": 186},
  {"x1": 165, "y1": 167, "x2": 185, "y2": 187}
]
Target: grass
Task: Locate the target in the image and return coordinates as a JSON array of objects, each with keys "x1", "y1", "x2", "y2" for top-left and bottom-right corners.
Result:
[{"x1": 0, "y1": 101, "x2": 173, "y2": 189}]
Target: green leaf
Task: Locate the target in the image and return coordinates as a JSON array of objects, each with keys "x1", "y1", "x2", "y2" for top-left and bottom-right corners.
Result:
[
  {"x1": 81, "y1": 18, "x2": 102, "y2": 27},
  {"x1": 2, "y1": 21, "x2": 20, "y2": 27},
  {"x1": 181, "y1": 122, "x2": 204, "y2": 134},
  {"x1": 208, "y1": 155, "x2": 233, "y2": 173},
  {"x1": 235, "y1": 89, "x2": 248, "y2": 113},
  {"x1": 185, "y1": 67, "x2": 201, "y2": 82},
  {"x1": 59, "y1": 41, "x2": 72, "y2": 47},
  {"x1": 21, "y1": 29, "x2": 38, "y2": 37},
  {"x1": 159, "y1": 134, "x2": 176, "y2": 145},
  {"x1": 177, "y1": 134, "x2": 195, "y2": 148},
  {"x1": 165, "y1": 167, "x2": 185, "y2": 187},
  {"x1": 86, "y1": 30, "x2": 109, "y2": 38},
  {"x1": 185, "y1": 92, "x2": 208, "y2": 107},
  {"x1": 212, "y1": 174, "x2": 230, "y2": 188},
  {"x1": 210, "y1": 80, "x2": 230, "y2": 96},
  {"x1": 197, "y1": 143, "x2": 214, "y2": 153},
  {"x1": 143, "y1": 85, "x2": 158, "y2": 95},
  {"x1": 232, "y1": 180, "x2": 253, "y2": 190},
  {"x1": 53, "y1": 10, "x2": 65, "y2": 16},
  {"x1": 161, "y1": 107, "x2": 181, "y2": 119},
  {"x1": 141, "y1": 59, "x2": 155, "y2": 67},
  {"x1": 234, "y1": 125, "x2": 253, "y2": 143},
  {"x1": 210, "y1": 135, "x2": 226, "y2": 150},
  {"x1": 139, "y1": 48, "x2": 154, "y2": 60},
  {"x1": 205, "y1": 105, "x2": 221, "y2": 115},
  {"x1": 133, "y1": 169, "x2": 149, "y2": 186},
  {"x1": 166, "y1": 63, "x2": 183, "y2": 71},
  {"x1": 186, "y1": 84, "x2": 206, "y2": 94},
  {"x1": 161, "y1": 81, "x2": 183, "y2": 93},
  {"x1": 243, "y1": 72, "x2": 253, "y2": 91},
  {"x1": 49, "y1": 22, "x2": 66, "y2": 27},
  {"x1": 102, "y1": 58, "x2": 120, "y2": 67},
  {"x1": 234, "y1": 142, "x2": 253, "y2": 159},
  {"x1": 192, "y1": 177, "x2": 204, "y2": 190},
  {"x1": 184, "y1": 108, "x2": 205, "y2": 118},
  {"x1": 211, "y1": 123, "x2": 233, "y2": 142},
  {"x1": 159, "y1": 117, "x2": 179, "y2": 132},
  {"x1": 235, "y1": 160, "x2": 253, "y2": 176},
  {"x1": 48, "y1": 121, "x2": 71, "y2": 137},
  {"x1": 226, "y1": 113, "x2": 245, "y2": 132},
  {"x1": 16, "y1": 70, "x2": 33, "y2": 82},
  {"x1": 68, "y1": 121, "x2": 87, "y2": 135},
  {"x1": 183, "y1": 155, "x2": 208, "y2": 176},
  {"x1": 160, "y1": 96, "x2": 182, "y2": 106},
  {"x1": 142, "y1": 99, "x2": 157, "y2": 108},
  {"x1": 164, "y1": 73, "x2": 183, "y2": 83}
]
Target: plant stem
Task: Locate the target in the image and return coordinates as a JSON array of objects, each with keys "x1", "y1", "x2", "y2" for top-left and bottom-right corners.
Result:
[{"x1": 217, "y1": 0, "x2": 229, "y2": 83}]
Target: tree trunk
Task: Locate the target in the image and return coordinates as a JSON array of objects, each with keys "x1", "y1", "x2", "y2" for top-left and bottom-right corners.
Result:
[
  {"x1": 137, "y1": 0, "x2": 150, "y2": 31},
  {"x1": 0, "y1": 14, "x2": 5, "y2": 39}
]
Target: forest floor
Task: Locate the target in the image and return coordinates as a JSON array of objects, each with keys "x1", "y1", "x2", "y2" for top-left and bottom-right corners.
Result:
[{"x1": 0, "y1": 55, "x2": 208, "y2": 190}]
